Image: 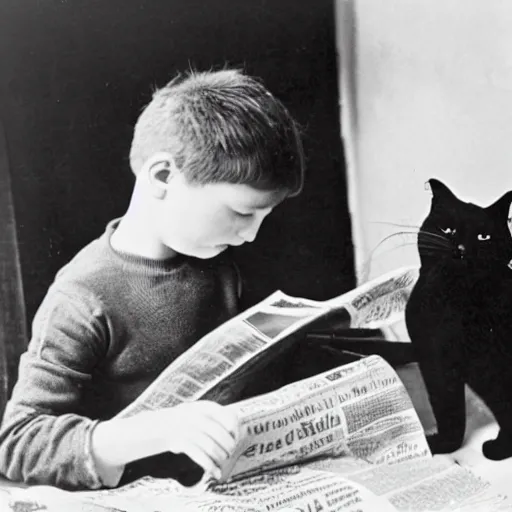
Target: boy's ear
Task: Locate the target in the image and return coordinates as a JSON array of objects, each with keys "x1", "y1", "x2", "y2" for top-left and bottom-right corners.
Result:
[{"x1": 144, "y1": 152, "x2": 176, "y2": 199}]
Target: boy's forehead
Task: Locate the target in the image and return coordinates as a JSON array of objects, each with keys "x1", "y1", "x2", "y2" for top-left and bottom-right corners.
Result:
[{"x1": 221, "y1": 183, "x2": 288, "y2": 209}]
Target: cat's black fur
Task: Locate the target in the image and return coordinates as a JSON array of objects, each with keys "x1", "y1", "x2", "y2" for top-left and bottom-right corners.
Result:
[{"x1": 405, "y1": 178, "x2": 512, "y2": 460}]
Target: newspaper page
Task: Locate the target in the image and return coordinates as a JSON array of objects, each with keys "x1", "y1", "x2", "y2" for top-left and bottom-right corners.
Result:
[
  {"x1": 3, "y1": 355, "x2": 511, "y2": 512},
  {"x1": 0, "y1": 484, "x2": 123, "y2": 512},
  {"x1": 3, "y1": 355, "x2": 419, "y2": 512},
  {"x1": 117, "y1": 289, "x2": 331, "y2": 418},
  {"x1": 325, "y1": 265, "x2": 419, "y2": 329},
  {"x1": 308, "y1": 454, "x2": 512, "y2": 511},
  {"x1": 5, "y1": 459, "x2": 510, "y2": 512},
  {"x1": 78, "y1": 354, "x2": 431, "y2": 511},
  {"x1": 118, "y1": 266, "x2": 420, "y2": 419},
  {"x1": 222, "y1": 355, "x2": 429, "y2": 481},
  {"x1": 73, "y1": 467, "x2": 399, "y2": 512},
  {"x1": 73, "y1": 354, "x2": 510, "y2": 512}
]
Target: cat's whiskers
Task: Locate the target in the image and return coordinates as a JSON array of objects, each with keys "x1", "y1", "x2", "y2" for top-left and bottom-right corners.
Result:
[
  {"x1": 417, "y1": 234, "x2": 451, "y2": 246},
  {"x1": 417, "y1": 229, "x2": 453, "y2": 246},
  {"x1": 371, "y1": 221, "x2": 452, "y2": 247},
  {"x1": 414, "y1": 246, "x2": 444, "y2": 256},
  {"x1": 420, "y1": 238, "x2": 451, "y2": 249},
  {"x1": 359, "y1": 240, "x2": 420, "y2": 280},
  {"x1": 367, "y1": 230, "x2": 445, "y2": 260},
  {"x1": 417, "y1": 240, "x2": 452, "y2": 252},
  {"x1": 371, "y1": 221, "x2": 422, "y2": 230},
  {"x1": 370, "y1": 230, "x2": 419, "y2": 248},
  {"x1": 418, "y1": 242, "x2": 451, "y2": 254},
  {"x1": 361, "y1": 228, "x2": 455, "y2": 280}
]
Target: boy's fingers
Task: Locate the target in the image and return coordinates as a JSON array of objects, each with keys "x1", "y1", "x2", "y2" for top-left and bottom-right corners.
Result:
[
  {"x1": 218, "y1": 410, "x2": 241, "y2": 441},
  {"x1": 203, "y1": 412, "x2": 240, "y2": 445},
  {"x1": 169, "y1": 402, "x2": 241, "y2": 460},
  {"x1": 168, "y1": 426, "x2": 233, "y2": 467},
  {"x1": 179, "y1": 442, "x2": 222, "y2": 481},
  {"x1": 187, "y1": 424, "x2": 236, "y2": 461},
  {"x1": 193, "y1": 402, "x2": 241, "y2": 440}
]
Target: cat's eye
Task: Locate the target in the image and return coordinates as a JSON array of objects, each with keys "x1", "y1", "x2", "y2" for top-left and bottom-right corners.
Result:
[
  {"x1": 477, "y1": 234, "x2": 491, "y2": 241},
  {"x1": 440, "y1": 227, "x2": 456, "y2": 235}
]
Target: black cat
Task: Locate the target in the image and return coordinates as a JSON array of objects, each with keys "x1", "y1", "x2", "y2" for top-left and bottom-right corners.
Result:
[{"x1": 405, "y1": 178, "x2": 512, "y2": 460}]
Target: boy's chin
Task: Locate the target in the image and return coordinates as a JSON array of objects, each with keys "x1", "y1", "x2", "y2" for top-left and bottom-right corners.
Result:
[{"x1": 187, "y1": 244, "x2": 229, "y2": 259}]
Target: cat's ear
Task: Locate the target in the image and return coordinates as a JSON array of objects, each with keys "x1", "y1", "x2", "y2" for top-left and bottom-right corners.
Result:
[
  {"x1": 427, "y1": 178, "x2": 457, "y2": 203},
  {"x1": 486, "y1": 191, "x2": 512, "y2": 221}
]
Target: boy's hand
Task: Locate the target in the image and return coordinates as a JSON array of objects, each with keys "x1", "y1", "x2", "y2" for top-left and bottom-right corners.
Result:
[
  {"x1": 91, "y1": 400, "x2": 241, "y2": 488},
  {"x1": 162, "y1": 401, "x2": 241, "y2": 481}
]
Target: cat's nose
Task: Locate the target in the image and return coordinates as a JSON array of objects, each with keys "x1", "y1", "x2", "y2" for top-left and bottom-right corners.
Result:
[{"x1": 457, "y1": 244, "x2": 466, "y2": 256}]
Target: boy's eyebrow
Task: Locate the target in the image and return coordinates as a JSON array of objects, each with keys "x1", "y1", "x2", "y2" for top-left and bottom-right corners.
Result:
[
  {"x1": 231, "y1": 189, "x2": 288, "y2": 211},
  {"x1": 248, "y1": 194, "x2": 288, "y2": 210}
]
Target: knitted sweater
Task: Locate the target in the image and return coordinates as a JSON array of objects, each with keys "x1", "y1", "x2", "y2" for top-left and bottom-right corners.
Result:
[{"x1": 0, "y1": 219, "x2": 240, "y2": 490}]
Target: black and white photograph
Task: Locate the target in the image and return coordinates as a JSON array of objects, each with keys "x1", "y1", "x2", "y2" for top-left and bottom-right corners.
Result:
[{"x1": 1, "y1": 1, "x2": 512, "y2": 510}]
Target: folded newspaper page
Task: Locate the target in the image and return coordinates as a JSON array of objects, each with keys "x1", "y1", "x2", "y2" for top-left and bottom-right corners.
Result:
[
  {"x1": 223, "y1": 355, "x2": 429, "y2": 481},
  {"x1": 117, "y1": 266, "x2": 420, "y2": 419},
  {"x1": 3, "y1": 356, "x2": 511, "y2": 511}
]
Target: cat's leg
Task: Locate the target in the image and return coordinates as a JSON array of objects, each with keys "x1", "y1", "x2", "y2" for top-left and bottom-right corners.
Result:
[
  {"x1": 467, "y1": 350, "x2": 512, "y2": 461},
  {"x1": 408, "y1": 321, "x2": 466, "y2": 452},
  {"x1": 406, "y1": 281, "x2": 466, "y2": 453},
  {"x1": 419, "y1": 355, "x2": 466, "y2": 454},
  {"x1": 482, "y1": 429, "x2": 512, "y2": 461},
  {"x1": 479, "y1": 385, "x2": 512, "y2": 460}
]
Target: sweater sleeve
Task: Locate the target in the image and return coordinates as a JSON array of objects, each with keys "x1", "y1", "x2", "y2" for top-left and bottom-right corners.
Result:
[{"x1": 0, "y1": 288, "x2": 109, "y2": 490}]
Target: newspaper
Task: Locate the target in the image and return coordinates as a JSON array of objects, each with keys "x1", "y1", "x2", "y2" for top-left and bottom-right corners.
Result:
[
  {"x1": 117, "y1": 266, "x2": 420, "y2": 419},
  {"x1": 223, "y1": 355, "x2": 429, "y2": 481},
  {"x1": 73, "y1": 457, "x2": 510, "y2": 512},
  {"x1": 3, "y1": 357, "x2": 510, "y2": 511},
  {"x1": 3, "y1": 266, "x2": 510, "y2": 511},
  {"x1": 5, "y1": 460, "x2": 508, "y2": 512}
]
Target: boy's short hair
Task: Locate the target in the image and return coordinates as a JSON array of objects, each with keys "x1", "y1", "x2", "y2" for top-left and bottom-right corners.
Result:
[{"x1": 130, "y1": 69, "x2": 305, "y2": 196}]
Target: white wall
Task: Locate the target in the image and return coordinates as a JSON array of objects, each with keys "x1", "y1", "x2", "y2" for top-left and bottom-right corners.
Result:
[{"x1": 337, "y1": 0, "x2": 512, "y2": 284}]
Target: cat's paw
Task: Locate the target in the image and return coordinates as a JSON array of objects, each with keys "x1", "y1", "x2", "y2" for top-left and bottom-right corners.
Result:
[
  {"x1": 482, "y1": 434, "x2": 512, "y2": 461},
  {"x1": 427, "y1": 434, "x2": 462, "y2": 454}
]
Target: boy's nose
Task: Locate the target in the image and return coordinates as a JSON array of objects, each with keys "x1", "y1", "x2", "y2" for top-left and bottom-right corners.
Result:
[
  {"x1": 239, "y1": 217, "x2": 264, "y2": 243},
  {"x1": 239, "y1": 225, "x2": 258, "y2": 243}
]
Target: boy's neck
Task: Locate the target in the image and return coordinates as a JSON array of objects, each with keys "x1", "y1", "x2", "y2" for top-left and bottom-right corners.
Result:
[{"x1": 110, "y1": 208, "x2": 178, "y2": 261}]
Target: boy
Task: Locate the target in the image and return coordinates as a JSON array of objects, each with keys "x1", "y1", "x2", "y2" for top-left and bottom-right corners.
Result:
[{"x1": 0, "y1": 69, "x2": 305, "y2": 490}]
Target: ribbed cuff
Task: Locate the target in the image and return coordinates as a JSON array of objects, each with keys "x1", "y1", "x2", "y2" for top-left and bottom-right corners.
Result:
[{"x1": 84, "y1": 420, "x2": 111, "y2": 489}]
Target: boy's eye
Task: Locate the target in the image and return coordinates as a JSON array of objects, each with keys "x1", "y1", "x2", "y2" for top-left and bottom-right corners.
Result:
[
  {"x1": 234, "y1": 211, "x2": 254, "y2": 218},
  {"x1": 440, "y1": 227, "x2": 456, "y2": 235},
  {"x1": 477, "y1": 234, "x2": 491, "y2": 241}
]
